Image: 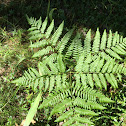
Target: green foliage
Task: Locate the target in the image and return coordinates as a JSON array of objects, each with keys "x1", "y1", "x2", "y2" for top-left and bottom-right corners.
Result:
[
  {"x1": 24, "y1": 92, "x2": 42, "y2": 126},
  {"x1": 26, "y1": 15, "x2": 73, "y2": 63},
  {"x1": 1, "y1": 1, "x2": 126, "y2": 125},
  {"x1": 67, "y1": 28, "x2": 126, "y2": 61},
  {"x1": 39, "y1": 86, "x2": 114, "y2": 125},
  {"x1": 11, "y1": 16, "x2": 126, "y2": 125},
  {"x1": 0, "y1": 27, "x2": 35, "y2": 126},
  {"x1": 75, "y1": 53, "x2": 126, "y2": 89}
]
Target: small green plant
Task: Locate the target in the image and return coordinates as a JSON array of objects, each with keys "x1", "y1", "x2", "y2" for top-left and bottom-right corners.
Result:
[{"x1": 12, "y1": 16, "x2": 126, "y2": 125}]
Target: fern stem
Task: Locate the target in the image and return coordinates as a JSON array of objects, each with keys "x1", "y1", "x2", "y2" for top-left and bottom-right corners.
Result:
[{"x1": 47, "y1": 0, "x2": 50, "y2": 18}]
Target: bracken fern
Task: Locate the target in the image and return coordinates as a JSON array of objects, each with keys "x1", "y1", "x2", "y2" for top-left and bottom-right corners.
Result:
[{"x1": 12, "y1": 16, "x2": 126, "y2": 125}]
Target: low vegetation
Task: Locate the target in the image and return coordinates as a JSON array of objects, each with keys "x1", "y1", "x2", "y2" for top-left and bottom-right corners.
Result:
[{"x1": 0, "y1": 0, "x2": 126, "y2": 126}]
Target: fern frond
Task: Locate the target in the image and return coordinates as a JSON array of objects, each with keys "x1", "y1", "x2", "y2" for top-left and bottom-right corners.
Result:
[
  {"x1": 107, "y1": 30, "x2": 112, "y2": 48},
  {"x1": 12, "y1": 16, "x2": 126, "y2": 126},
  {"x1": 27, "y1": 16, "x2": 49, "y2": 40},
  {"x1": 45, "y1": 77, "x2": 49, "y2": 91},
  {"x1": 51, "y1": 21, "x2": 64, "y2": 46},
  {"x1": 55, "y1": 110, "x2": 73, "y2": 122},
  {"x1": 73, "y1": 34, "x2": 83, "y2": 59},
  {"x1": 50, "y1": 99, "x2": 73, "y2": 117},
  {"x1": 84, "y1": 29, "x2": 91, "y2": 56},
  {"x1": 32, "y1": 46, "x2": 54, "y2": 58},
  {"x1": 39, "y1": 89, "x2": 71, "y2": 109},
  {"x1": 82, "y1": 28, "x2": 126, "y2": 60},
  {"x1": 66, "y1": 28, "x2": 126, "y2": 60},
  {"x1": 75, "y1": 51, "x2": 85, "y2": 72},
  {"x1": 57, "y1": 29, "x2": 73, "y2": 53},
  {"x1": 27, "y1": 17, "x2": 73, "y2": 61},
  {"x1": 73, "y1": 97, "x2": 106, "y2": 110},
  {"x1": 40, "y1": 17, "x2": 48, "y2": 33},
  {"x1": 43, "y1": 53, "x2": 57, "y2": 64},
  {"x1": 11, "y1": 67, "x2": 40, "y2": 85},
  {"x1": 100, "y1": 29, "x2": 107, "y2": 50},
  {"x1": 26, "y1": 15, "x2": 36, "y2": 25},
  {"x1": 98, "y1": 73, "x2": 107, "y2": 90},
  {"x1": 12, "y1": 54, "x2": 68, "y2": 92},
  {"x1": 65, "y1": 33, "x2": 83, "y2": 60},
  {"x1": 45, "y1": 19, "x2": 54, "y2": 38},
  {"x1": 87, "y1": 74, "x2": 94, "y2": 88},
  {"x1": 29, "y1": 39, "x2": 47, "y2": 48},
  {"x1": 92, "y1": 28, "x2": 100, "y2": 53},
  {"x1": 74, "y1": 107, "x2": 98, "y2": 116},
  {"x1": 105, "y1": 48, "x2": 122, "y2": 60},
  {"x1": 58, "y1": 115, "x2": 93, "y2": 126},
  {"x1": 56, "y1": 75, "x2": 62, "y2": 88},
  {"x1": 57, "y1": 54, "x2": 66, "y2": 73},
  {"x1": 75, "y1": 53, "x2": 126, "y2": 89},
  {"x1": 65, "y1": 40, "x2": 74, "y2": 59},
  {"x1": 39, "y1": 86, "x2": 113, "y2": 125},
  {"x1": 93, "y1": 73, "x2": 102, "y2": 89},
  {"x1": 74, "y1": 116, "x2": 93, "y2": 124}
]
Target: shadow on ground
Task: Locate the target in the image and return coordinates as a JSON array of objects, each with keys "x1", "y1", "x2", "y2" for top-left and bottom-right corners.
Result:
[{"x1": 0, "y1": 0, "x2": 126, "y2": 36}]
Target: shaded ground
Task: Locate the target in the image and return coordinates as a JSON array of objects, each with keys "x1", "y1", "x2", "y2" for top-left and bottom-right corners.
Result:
[{"x1": 0, "y1": 0, "x2": 126, "y2": 36}]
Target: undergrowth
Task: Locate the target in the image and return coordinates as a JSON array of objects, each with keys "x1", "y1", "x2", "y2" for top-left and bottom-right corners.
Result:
[{"x1": 0, "y1": 1, "x2": 126, "y2": 125}]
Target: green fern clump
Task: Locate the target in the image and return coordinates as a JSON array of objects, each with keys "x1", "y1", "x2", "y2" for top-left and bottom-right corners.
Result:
[
  {"x1": 12, "y1": 16, "x2": 126, "y2": 125},
  {"x1": 12, "y1": 53, "x2": 115, "y2": 125}
]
